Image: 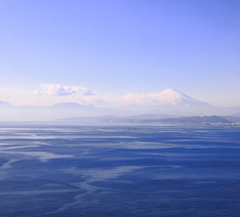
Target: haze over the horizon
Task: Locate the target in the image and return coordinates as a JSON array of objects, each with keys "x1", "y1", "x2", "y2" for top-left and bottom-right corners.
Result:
[{"x1": 1, "y1": 0, "x2": 240, "y2": 107}]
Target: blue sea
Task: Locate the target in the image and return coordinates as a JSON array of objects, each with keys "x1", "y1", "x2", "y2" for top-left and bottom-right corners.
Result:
[{"x1": 0, "y1": 123, "x2": 240, "y2": 217}]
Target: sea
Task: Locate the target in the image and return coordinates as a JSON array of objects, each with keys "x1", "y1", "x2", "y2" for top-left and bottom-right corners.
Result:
[{"x1": 0, "y1": 122, "x2": 240, "y2": 217}]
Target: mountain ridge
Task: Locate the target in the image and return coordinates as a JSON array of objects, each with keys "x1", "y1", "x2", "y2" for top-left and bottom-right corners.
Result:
[
  {"x1": 56, "y1": 114, "x2": 237, "y2": 124},
  {"x1": 0, "y1": 89, "x2": 240, "y2": 121}
]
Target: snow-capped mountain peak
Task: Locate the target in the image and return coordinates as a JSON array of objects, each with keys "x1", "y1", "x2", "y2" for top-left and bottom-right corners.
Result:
[{"x1": 157, "y1": 89, "x2": 200, "y2": 105}]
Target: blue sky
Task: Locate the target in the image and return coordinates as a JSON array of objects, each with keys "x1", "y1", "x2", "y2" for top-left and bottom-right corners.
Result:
[{"x1": 1, "y1": 0, "x2": 240, "y2": 107}]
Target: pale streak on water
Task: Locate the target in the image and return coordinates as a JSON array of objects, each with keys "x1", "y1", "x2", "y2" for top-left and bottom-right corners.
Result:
[{"x1": 0, "y1": 123, "x2": 240, "y2": 217}]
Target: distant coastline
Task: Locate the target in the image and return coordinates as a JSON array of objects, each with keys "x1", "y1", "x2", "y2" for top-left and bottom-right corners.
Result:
[{"x1": 56, "y1": 115, "x2": 240, "y2": 127}]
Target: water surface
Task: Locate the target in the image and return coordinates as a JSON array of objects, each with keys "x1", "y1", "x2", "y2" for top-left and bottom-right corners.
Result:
[{"x1": 0, "y1": 123, "x2": 240, "y2": 217}]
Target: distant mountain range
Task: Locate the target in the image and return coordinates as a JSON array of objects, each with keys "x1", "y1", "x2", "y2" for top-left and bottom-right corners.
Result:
[
  {"x1": 0, "y1": 101, "x2": 11, "y2": 107},
  {"x1": 0, "y1": 88, "x2": 240, "y2": 121},
  {"x1": 57, "y1": 114, "x2": 240, "y2": 124}
]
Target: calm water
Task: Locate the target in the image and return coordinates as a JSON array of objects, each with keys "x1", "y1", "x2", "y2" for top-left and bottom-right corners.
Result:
[{"x1": 0, "y1": 123, "x2": 240, "y2": 217}]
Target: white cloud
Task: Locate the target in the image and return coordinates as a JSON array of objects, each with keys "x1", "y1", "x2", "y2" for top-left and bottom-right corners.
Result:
[
  {"x1": 34, "y1": 84, "x2": 95, "y2": 96},
  {"x1": 75, "y1": 92, "x2": 165, "y2": 107},
  {"x1": 118, "y1": 89, "x2": 189, "y2": 105},
  {"x1": 75, "y1": 92, "x2": 166, "y2": 107},
  {"x1": 119, "y1": 92, "x2": 163, "y2": 105},
  {"x1": 0, "y1": 88, "x2": 26, "y2": 95}
]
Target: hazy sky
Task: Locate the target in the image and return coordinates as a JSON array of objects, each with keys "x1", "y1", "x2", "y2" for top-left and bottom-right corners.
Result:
[{"x1": 1, "y1": 0, "x2": 240, "y2": 107}]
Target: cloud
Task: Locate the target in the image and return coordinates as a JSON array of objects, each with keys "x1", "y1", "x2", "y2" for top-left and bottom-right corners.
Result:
[
  {"x1": 0, "y1": 88, "x2": 26, "y2": 95},
  {"x1": 80, "y1": 93, "x2": 115, "y2": 106},
  {"x1": 119, "y1": 92, "x2": 163, "y2": 105},
  {"x1": 33, "y1": 84, "x2": 95, "y2": 96},
  {"x1": 75, "y1": 92, "x2": 165, "y2": 107},
  {"x1": 78, "y1": 92, "x2": 165, "y2": 107}
]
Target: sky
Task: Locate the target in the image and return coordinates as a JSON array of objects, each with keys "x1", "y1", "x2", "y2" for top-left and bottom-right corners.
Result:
[{"x1": 0, "y1": 0, "x2": 240, "y2": 107}]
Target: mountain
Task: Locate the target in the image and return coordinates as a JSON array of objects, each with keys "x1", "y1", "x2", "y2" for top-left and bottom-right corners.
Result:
[
  {"x1": 0, "y1": 100, "x2": 12, "y2": 107},
  {"x1": 57, "y1": 114, "x2": 179, "y2": 122},
  {"x1": 233, "y1": 112, "x2": 240, "y2": 117},
  {"x1": 50, "y1": 102, "x2": 95, "y2": 109},
  {"x1": 162, "y1": 115, "x2": 232, "y2": 124},
  {"x1": 155, "y1": 88, "x2": 210, "y2": 106},
  {"x1": 0, "y1": 89, "x2": 240, "y2": 121},
  {"x1": 120, "y1": 89, "x2": 240, "y2": 116},
  {"x1": 0, "y1": 101, "x2": 128, "y2": 121},
  {"x1": 57, "y1": 115, "x2": 234, "y2": 124},
  {"x1": 120, "y1": 89, "x2": 215, "y2": 116},
  {"x1": 224, "y1": 116, "x2": 240, "y2": 123}
]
